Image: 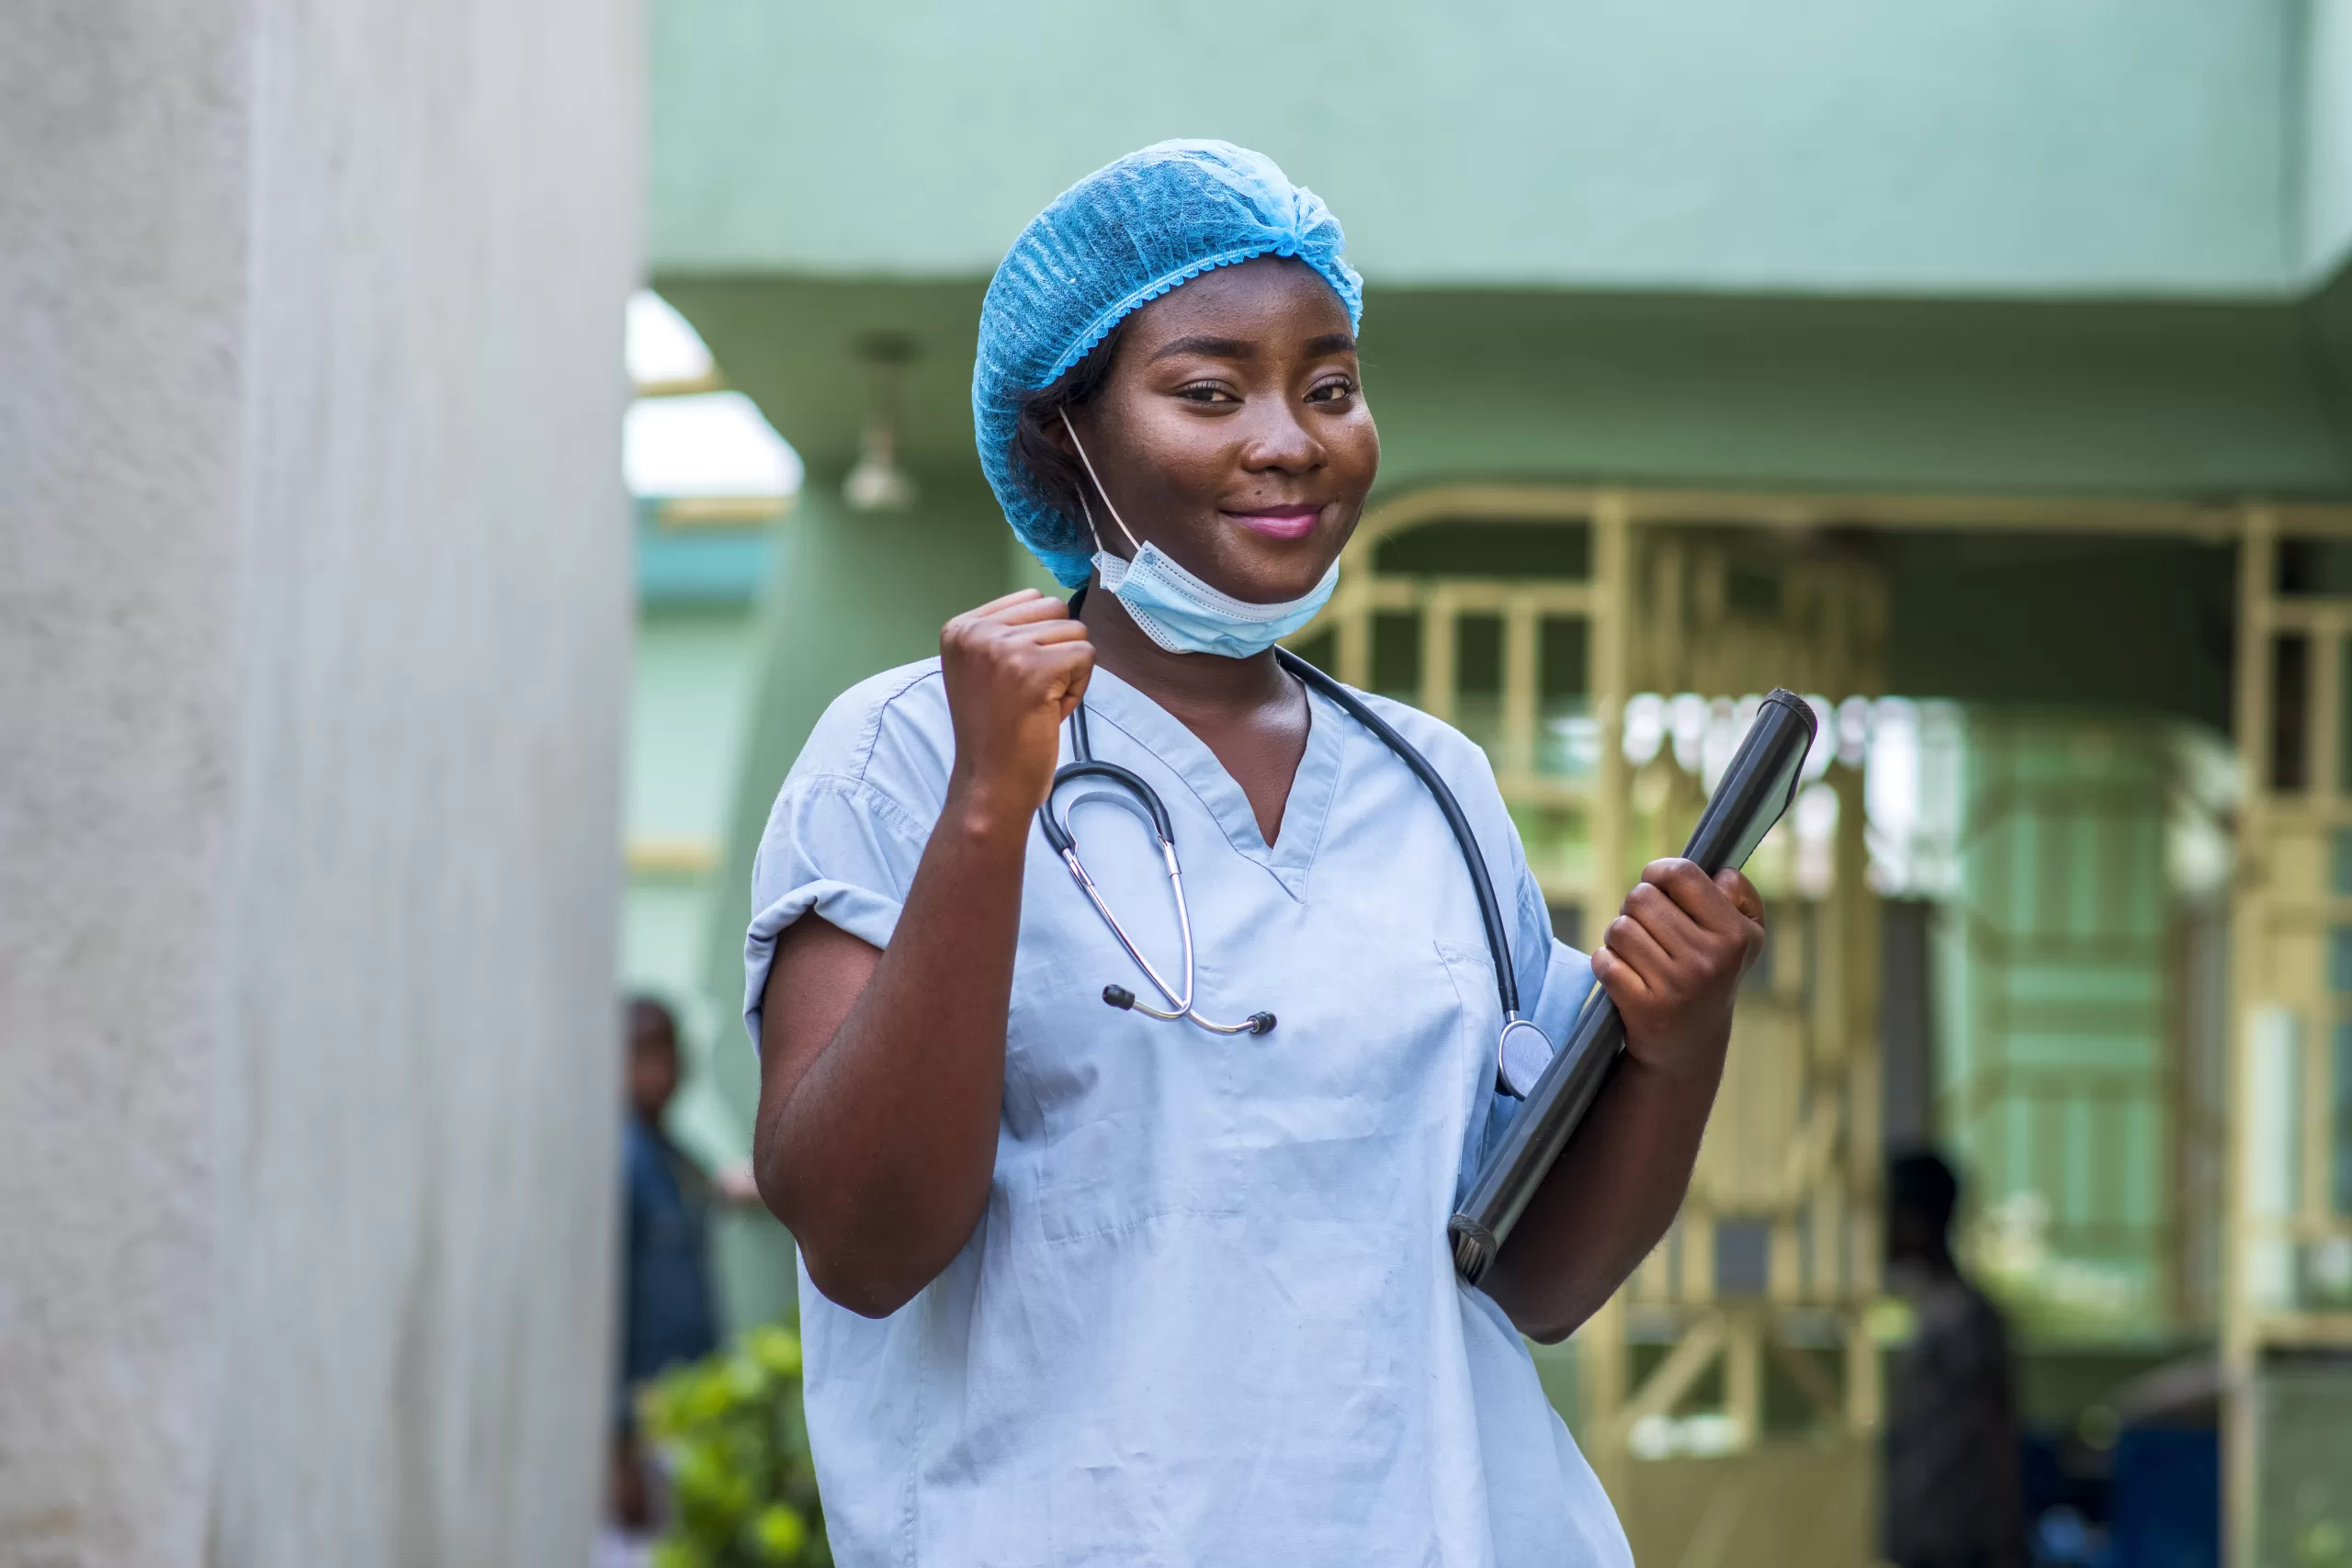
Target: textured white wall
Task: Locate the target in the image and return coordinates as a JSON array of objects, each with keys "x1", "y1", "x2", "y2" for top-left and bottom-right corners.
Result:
[
  {"x1": 0, "y1": 2, "x2": 250, "y2": 1559},
  {"x1": 0, "y1": 0, "x2": 640, "y2": 1562}
]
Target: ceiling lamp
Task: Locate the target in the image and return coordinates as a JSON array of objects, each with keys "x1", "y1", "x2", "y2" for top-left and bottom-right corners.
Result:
[{"x1": 843, "y1": 333, "x2": 919, "y2": 513}]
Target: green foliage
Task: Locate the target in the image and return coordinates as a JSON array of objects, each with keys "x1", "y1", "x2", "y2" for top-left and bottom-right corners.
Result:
[{"x1": 641, "y1": 1326, "x2": 828, "y2": 1567}]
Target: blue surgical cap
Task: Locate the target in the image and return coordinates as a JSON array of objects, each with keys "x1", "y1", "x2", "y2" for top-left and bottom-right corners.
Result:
[{"x1": 974, "y1": 140, "x2": 1365, "y2": 588}]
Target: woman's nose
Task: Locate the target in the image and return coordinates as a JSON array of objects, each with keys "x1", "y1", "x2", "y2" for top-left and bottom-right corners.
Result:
[{"x1": 1238, "y1": 404, "x2": 1324, "y2": 473}]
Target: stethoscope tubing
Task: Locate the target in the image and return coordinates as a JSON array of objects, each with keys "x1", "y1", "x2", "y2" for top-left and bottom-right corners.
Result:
[
  {"x1": 1040, "y1": 698, "x2": 1274, "y2": 1035},
  {"x1": 1034, "y1": 642, "x2": 1527, "y2": 1057},
  {"x1": 1273, "y1": 649, "x2": 1521, "y2": 1024}
]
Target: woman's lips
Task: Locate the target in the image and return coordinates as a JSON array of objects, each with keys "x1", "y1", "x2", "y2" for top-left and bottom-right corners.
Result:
[{"x1": 1222, "y1": 504, "x2": 1321, "y2": 541}]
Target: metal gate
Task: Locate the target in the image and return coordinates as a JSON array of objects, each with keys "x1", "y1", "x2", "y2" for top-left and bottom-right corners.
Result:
[{"x1": 2226, "y1": 510, "x2": 2352, "y2": 1568}]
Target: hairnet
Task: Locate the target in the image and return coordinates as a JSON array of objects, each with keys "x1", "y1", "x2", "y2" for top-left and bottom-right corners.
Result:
[{"x1": 973, "y1": 140, "x2": 1364, "y2": 588}]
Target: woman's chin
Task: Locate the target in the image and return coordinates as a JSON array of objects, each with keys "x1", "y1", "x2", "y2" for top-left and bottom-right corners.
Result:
[
  {"x1": 1172, "y1": 528, "x2": 1342, "y2": 604},
  {"x1": 1231, "y1": 568, "x2": 1334, "y2": 605},
  {"x1": 1211, "y1": 535, "x2": 1334, "y2": 587}
]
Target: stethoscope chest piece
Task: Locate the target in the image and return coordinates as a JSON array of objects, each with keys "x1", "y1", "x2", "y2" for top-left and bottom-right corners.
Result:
[{"x1": 1496, "y1": 1018, "x2": 1555, "y2": 1100}]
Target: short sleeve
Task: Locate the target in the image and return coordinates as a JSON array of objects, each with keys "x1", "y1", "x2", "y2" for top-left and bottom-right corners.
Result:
[
  {"x1": 1496, "y1": 814, "x2": 1599, "y2": 1052},
  {"x1": 1521, "y1": 869, "x2": 1597, "y2": 1046},
  {"x1": 1471, "y1": 856, "x2": 1600, "y2": 1168},
  {"x1": 741, "y1": 774, "x2": 930, "y2": 1055}
]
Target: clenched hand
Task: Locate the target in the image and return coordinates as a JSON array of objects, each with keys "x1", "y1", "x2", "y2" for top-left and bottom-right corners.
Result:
[{"x1": 939, "y1": 590, "x2": 1095, "y2": 833}]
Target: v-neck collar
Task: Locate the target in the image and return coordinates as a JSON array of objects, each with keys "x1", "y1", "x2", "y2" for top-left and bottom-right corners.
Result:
[{"x1": 1075, "y1": 663, "x2": 1345, "y2": 901}]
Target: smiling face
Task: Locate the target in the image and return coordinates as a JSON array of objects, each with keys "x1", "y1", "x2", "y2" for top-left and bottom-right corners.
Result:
[{"x1": 1057, "y1": 257, "x2": 1379, "y2": 604}]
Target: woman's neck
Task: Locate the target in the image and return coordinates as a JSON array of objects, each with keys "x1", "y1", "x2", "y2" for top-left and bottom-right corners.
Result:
[{"x1": 1080, "y1": 583, "x2": 1309, "y2": 845}]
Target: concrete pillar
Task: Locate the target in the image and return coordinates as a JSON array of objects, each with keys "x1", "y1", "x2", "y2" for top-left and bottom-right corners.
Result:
[{"x1": 0, "y1": 1, "x2": 639, "y2": 1562}]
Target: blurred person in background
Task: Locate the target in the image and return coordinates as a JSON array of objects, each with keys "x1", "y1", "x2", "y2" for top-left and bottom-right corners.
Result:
[
  {"x1": 608, "y1": 996, "x2": 757, "y2": 1541},
  {"x1": 744, "y1": 141, "x2": 1765, "y2": 1567},
  {"x1": 1883, "y1": 1148, "x2": 2025, "y2": 1568}
]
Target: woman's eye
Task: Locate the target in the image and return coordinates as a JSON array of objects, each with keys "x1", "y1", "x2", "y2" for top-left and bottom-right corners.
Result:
[
  {"x1": 1176, "y1": 382, "x2": 1238, "y2": 404},
  {"x1": 1307, "y1": 377, "x2": 1358, "y2": 403}
]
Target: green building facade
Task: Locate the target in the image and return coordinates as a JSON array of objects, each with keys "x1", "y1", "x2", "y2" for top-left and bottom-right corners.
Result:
[{"x1": 625, "y1": 5, "x2": 2352, "y2": 1558}]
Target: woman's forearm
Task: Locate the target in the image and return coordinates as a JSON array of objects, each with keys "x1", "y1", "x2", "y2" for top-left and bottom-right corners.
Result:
[
  {"x1": 754, "y1": 592, "x2": 1095, "y2": 1317},
  {"x1": 754, "y1": 779, "x2": 1033, "y2": 1317},
  {"x1": 1482, "y1": 1032, "x2": 1729, "y2": 1344}
]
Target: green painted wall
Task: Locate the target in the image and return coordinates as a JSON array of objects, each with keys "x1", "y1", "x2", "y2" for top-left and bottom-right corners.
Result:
[
  {"x1": 622, "y1": 602, "x2": 807, "y2": 1333},
  {"x1": 662, "y1": 276, "x2": 2352, "y2": 499},
  {"x1": 1356, "y1": 289, "x2": 2349, "y2": 497},
  {"x1": 627, "y1": 606, "x2": 763, "y2": 854},
  {"x1": 625, "y1": 602, "x2": 763, "y2": 1162},
  {"x1": 2304, "y1": 0, "x2": 2352, "y2": 277},
  {"x1": 652, "y1": 0, "x2": 2301, "y2": 296}
]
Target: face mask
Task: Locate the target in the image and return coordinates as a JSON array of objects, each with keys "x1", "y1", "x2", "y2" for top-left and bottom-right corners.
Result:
[{"x1": 1061, "y1": 413, "x2": 1340, "y2": 660}]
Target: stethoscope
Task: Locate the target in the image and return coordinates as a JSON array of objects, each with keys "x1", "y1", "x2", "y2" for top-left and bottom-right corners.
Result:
[{"x1": 1033, "y1": 630, "x2": 1558, "y2": 1098}]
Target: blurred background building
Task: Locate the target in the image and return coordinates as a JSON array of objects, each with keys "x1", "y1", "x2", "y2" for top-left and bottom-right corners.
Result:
[
  {"x1": 626, "y1": 3, "x2": 2352, "y2": 1564},
  {"x1": 12, "y1": 2, "x2": 2352, "y2": 1565}
]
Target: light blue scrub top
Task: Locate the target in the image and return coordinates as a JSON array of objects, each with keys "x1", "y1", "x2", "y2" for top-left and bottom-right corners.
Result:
[{"x1": 745, "y1": 660, "x2": 1631, "y2": 1568}]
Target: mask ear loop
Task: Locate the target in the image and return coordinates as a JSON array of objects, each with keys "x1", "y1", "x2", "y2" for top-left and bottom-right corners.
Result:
[{"x1": 1060, "y1": 412, "x2": 1145, "y2": 558}]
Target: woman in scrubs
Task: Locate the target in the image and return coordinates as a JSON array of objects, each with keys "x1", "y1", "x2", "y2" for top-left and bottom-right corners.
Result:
[{"x1": 746, "y1": 141, "x2": 1764, "y2": 1566}]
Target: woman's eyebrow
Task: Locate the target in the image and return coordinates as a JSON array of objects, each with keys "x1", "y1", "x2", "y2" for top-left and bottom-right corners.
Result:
[
  {"x1": 1148, "y1": 334, "x2": 1255, "y2": 363},
  {"x1": 1147, "y1": 331, "x2": 1359, "y2": 364}
]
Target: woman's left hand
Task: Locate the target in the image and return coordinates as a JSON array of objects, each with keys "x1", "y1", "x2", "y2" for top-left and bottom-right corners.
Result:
[
  {"x1": 1488, "y1": 860, "x2": 1768, "y2": 1341},
  {"x1": 1590, "y1": 860, "x2": 1767, "y2": 1082}
]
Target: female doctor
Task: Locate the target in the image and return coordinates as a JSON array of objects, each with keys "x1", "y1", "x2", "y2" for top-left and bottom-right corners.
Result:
[{"x1": 746, "y1": 141, "x2": 1764, "y2": 1567}]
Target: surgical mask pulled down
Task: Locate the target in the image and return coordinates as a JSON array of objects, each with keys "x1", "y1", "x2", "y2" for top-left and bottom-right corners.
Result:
[{"x1": 1060, "y1": 412, "x2": 1339, "y2": 660}]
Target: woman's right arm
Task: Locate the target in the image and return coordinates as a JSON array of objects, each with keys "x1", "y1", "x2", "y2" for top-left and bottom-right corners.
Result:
[{"x1": 750, "y1": 591, "x2": 1091, "y2": 1318}]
